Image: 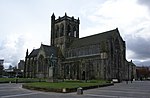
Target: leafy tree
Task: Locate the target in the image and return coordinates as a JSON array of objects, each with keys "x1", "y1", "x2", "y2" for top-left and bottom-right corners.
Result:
[{"x1": 136, "y1": 66, "x2": 150, "y2": 79}]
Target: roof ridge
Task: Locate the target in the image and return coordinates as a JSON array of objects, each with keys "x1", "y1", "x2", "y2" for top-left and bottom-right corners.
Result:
[
  {"x1": 79, "y1": 28, "x2": 118, "y2": 40},
  {"x1": 41, "y1": 44, "x2": 57, "y2": 48},
  {"x1": 69, "y1": 28, "x2": 119, "y2": 48},
  {"x1": 41, "y1": 44, "x2": 50, "y2": 47},
  {"x1": 28, "y1": 48, "x2": 40, "y2": 57}
]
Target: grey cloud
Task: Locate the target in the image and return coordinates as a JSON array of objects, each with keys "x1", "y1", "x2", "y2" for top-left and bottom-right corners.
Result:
[
  {"x1": 134, "y1": 60, "x2": 150, "y2": 66},
  {"x1": 126, "y1": 34, "x2": 150, "y2": 66},
  {"x1": 126, "y1": 36, "x2": 150, "y2": 60},
  {"x1": 138, "y1": 0, "x2": 150, "y2": 9},
  {"x1": 136, "y1": 28, "x2": 144, "y2": 33}
]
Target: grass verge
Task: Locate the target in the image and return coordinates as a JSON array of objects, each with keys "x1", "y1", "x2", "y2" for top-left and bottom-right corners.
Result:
[{"x1": 0, "y1": 78, "x2": 46, "y2": 83}]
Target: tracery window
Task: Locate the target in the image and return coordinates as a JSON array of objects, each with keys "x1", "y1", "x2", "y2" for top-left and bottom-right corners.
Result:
[{"x1": 38, "y1": 55, "x2": 44, "y2": 72}]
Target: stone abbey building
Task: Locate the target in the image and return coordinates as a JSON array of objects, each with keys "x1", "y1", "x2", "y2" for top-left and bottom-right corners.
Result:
[{"x1": 24, "y1": 13, "x2": 131, "y2": 81}]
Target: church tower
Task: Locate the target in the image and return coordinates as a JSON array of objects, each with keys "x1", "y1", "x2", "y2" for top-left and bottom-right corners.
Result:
[{"x1": 50, "y1": 13, "x2": 80, "y2": 56}]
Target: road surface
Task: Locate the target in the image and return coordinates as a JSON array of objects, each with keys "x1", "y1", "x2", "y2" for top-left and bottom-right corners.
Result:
[{"x1": 0, "y1": 81, "x2": 150, "y2": 98}]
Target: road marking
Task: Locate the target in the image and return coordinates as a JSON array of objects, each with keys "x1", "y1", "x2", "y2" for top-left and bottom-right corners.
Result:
[
  {"x1": 1, "y1": 92, "x2": 39, "y2": 98},
  {"x1": 93, "y1": 89, "x2": 150, "y2": 95},
  {"x1": 0, "y1": 88, "x2": 21, "y2": 92},
  {"x1": 86, "y1": 94, "x2": 135, "y2": 98},
  {"x1": 0, "y1": 87, "x2": 19, "y2": 89}
]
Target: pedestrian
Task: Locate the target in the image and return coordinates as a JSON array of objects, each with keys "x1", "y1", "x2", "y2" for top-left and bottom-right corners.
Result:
[
  {"x1": 140, "y1": 77, "x2": 142, "y2": 81},
  {"x1": 131, "y1": 78, "x2": 133, "y2": 83},
  {"x1": 126, "y1": 79, "x2": 128, "y2": 84}
]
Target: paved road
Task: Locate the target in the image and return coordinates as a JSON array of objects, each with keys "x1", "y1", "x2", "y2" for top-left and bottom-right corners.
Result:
[
  {"x1": 84, "y1": 81, "x2": 150, "y2": 98},
  {"x1": 0, "y1": 81, "x2": 150, "y2": 98}
]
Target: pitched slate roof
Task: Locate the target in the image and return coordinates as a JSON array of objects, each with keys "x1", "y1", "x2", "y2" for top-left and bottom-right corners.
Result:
[
  {"x1": 41, "y1": 44, "x2": 58, "y2": 57},
  {"x1": 70, "y1": 28, "x2": 121, "y2": 48},
  {"x1": 28, "y1": 49, "x2": 39, "y2": 57},
  {"x1": 28, "y1": 44, "x2": 58, "y2": 58}
]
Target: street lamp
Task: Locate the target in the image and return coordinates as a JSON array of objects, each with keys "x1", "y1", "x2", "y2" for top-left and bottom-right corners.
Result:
[{"x1": 128, "y1": 61, "x2": 129, "y2": 81}]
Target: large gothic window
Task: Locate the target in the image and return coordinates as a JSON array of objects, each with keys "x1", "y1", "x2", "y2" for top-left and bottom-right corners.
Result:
[
  {"x1": 115, "y1": 39, "x2": 120, "y2": 50},
  {"x1": 38, "y1": 55, "x2": 44, "y2": 72},
  {"x1": 60, "y1": 24, "x2": 64, "y2": 37},
  {"x1": 115, "y1": 38, "x2": 121, "y2": 79}
]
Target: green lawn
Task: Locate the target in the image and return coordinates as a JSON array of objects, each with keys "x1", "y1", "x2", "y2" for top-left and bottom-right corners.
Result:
[
  {"x1": 0, "y1": 78, "x2": 112, "y2": 92},
  {"x1": 22, "y1": 80, "x2": 113, "y2": 93},
  {"x1": 23, "y1": 80, "x2": 108, "y2": 89}
]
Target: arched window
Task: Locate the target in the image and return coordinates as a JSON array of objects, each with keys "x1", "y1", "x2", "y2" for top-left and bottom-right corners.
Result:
[
  {"x1": 60, "y1": 24, "x2": 64, "y2": 37},
  {"x1": 67, "y1": 25, "x2": 71, "y2": 36},
  {"x1": 55, "y1": 26, "x2": 59, "y2": 38},
  {"x1": 73, "y1": 26, "x2": 77, "y2": 37},
  {"x1": 66, "y1": 65, "x2": 70, "y2": 75}
]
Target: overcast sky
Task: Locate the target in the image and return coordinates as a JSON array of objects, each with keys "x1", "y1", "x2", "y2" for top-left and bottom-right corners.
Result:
[{"x1": 0, "y1": 0, "x2": 150, "y2": 68}]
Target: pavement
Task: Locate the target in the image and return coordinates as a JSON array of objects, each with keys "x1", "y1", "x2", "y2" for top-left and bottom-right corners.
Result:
[{"x1": 0, "y1": 81, "x2": 150, "y2": 98}]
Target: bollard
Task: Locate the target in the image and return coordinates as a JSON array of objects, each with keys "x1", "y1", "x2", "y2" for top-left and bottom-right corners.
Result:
[
  {"x1": 77, "y1": 87, "x2": 83, "y2": 95},
  {"x1": 62, "y1": 88, "x2": 66, "y2": 93},
  {"x1": 111, "y1": 81, "x2": 113, "y2": 83}
]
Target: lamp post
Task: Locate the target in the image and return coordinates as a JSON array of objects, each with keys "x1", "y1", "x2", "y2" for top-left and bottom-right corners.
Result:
[
  {"x1": 117, "y1": 56, "x2": 120, "y2": 82},
  {"x1": 128, "y1": 61, "x2": 129, "y2": 82},
  {"x1": 104, "y1": 66, "x2": 106, "y2": 80},
  {"x1": 131, "y1": 60, "x2": 133, "y2": 83}
]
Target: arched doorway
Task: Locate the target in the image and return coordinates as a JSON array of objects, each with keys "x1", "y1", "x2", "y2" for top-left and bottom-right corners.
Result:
[{"x1": 82, "y1": 71, "x2": 85, "y2": 80}]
